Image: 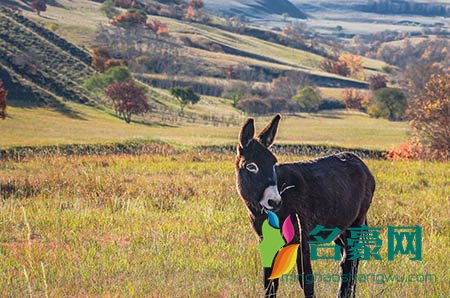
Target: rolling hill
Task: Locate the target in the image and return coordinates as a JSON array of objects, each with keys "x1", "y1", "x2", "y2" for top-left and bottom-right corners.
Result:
[
  {"x1": 0, "y1": 6, "x2": 94, "y2": 107},
  {"x1": 0, "y1": 0, "x2": 402, "y2": 152},
  {"x1": 203, "y1": 0, "x2": 307, "y2": 19}
]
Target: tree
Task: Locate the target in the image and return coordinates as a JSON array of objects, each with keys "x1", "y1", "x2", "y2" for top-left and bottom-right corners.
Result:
[
  {"x1": 409, "y1": 73, "x2": 449, "y2": 160},
  {"x1": 342, "y1": 88, "x2": 365, "y2": 110},
  {"x1": 320, "y1": 58, "x2": 351, "y2": 77},
  {"x1": 186, "y1": 0, "x2": 204, "y2": 20},
  {"x1": 292, "y1": 86, "x2": 321, "y2": 112},
  {"x1": 0, "y1": 81, "x2": 7, "y2": 120},
  {"x1": 368, "y1": 74, "x2": 388, "y2": 90},
  {"x1": 235, "y1": 98, "x2": 270, "y2": 115},
  {"x1": 147, "y1": 19, "x2": 170, "y2": 38},
  {"x1": 91, "y1": 47, "x2": 111, "y2": 73},
  {"x1": 170, "y1": 87, "x2": 200, "y2": 115},
  {"x1": 368, "y1": 88, "x2": 407, "y2": 121},
  {"x1": 271, "y1": 71, "x2": 308, "y2": 100},
  {"x1": 338, "y1": 54, "x2": 363, "y2": 77},
  {"x1": 84, "y1": 66, "x2": 132, "y2": 93},
  {"x1": 31, "y1": 0, "x2": 47, "y2": 16},
  {"x1": 105, "y1": 81, "x2": 150, "y2": 123}
]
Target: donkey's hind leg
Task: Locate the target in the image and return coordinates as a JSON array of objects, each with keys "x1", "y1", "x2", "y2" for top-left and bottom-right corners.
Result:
[{"x1": 336, "y1": 218, "x2": 367, "y2": 298}]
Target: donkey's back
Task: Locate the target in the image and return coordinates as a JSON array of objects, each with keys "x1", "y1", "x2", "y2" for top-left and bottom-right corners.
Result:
[{"x1": 276, "y1": 152, "x2": 375, "y2": 232}]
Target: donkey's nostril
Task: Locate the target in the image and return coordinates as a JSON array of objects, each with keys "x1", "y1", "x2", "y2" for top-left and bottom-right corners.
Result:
[{"x1": 268, "y1": 199, "x2": 280, "y2": 208}]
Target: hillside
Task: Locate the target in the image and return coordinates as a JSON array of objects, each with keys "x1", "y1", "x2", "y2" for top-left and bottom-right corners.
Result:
[
  {"x1": 0, "y1": 0, "x2": 399, "y2": 149},
  {"x1": 0, "y1": 0, "x2": 383, "y2": 103},
  {"x1": 203, "y1": 0, "x2": 307, "y2": 19},
  {"x1": 0, "y1": 6, "x2": 94, "y2": 107}
]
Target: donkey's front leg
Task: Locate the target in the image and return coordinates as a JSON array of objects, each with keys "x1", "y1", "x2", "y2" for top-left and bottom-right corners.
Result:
[
  {"x1": 263, "y1": 267, "x2": 279, "y2": 298},
  {"x1": 297, "y1": 240, "x2": 315, "y2": 298}
]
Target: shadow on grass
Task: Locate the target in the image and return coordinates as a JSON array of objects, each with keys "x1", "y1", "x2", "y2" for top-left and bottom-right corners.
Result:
[
  {"x1": 9, "y1": 99, "x2": 87, "y2": 120},
  {"x1": 104, "y1": 110, "x2": 178, "y2": 128},
  {"x1": 314, "y1": 113, "x2": 343, "y2": 119},
  {"x1": 38, "y1": 15, "x2": 57, "y2": 21},
  {"x1": 2, "y1": 0, "x2": 33, "y2": 12}
]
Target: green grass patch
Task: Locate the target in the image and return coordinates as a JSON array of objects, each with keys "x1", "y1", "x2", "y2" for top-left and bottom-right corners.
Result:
[{"x1": 2, "y1": 103, "x2": 409, "y2": 150}]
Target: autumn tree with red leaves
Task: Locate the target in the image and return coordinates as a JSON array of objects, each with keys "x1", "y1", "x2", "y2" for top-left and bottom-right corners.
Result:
[
  {"x1": 105, "y1": 81, "x2": 150, "y2": 123},
  {"x1": 110, "y1": 10, "x2": 147, "y2": 29},
  {"x1": 31, "y1": 0, "x2": 47, "y2": 16},
  {"x1": 0, "y1": 81, "x2": 8, "y2": 120}
]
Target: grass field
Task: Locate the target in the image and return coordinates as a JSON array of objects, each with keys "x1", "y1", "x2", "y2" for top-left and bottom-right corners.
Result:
[
  {"x1": 2, "y1": 101, "x2": 409, "y2": 150},
  {"x1": 1, "y1": 151, "x2": 448, "y2": 297}
]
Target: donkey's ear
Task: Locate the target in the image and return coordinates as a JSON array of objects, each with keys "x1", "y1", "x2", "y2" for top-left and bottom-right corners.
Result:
[
  {"x1": 258, "y1": 114, "x2": 281, "y2": 147},
  {"x1": 239, "y1": 118, "x2": 255, "y2": 149}
]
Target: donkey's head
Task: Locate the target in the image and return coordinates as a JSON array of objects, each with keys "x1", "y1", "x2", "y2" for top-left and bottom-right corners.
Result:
[{"x1": 236, "y1": 114, "x2": 282, "y2": 213}]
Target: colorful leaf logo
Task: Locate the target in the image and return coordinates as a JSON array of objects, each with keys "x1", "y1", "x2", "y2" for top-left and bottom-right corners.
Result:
[
  {"x1": 282, "y1": 215, "x2": 295, "y2": 244},
  {"x1": 268, "y1": 244, "x2": 300, "y2": 280},
  {"x1": 258, "y1": 220, "x2": 285, "y2": 267},
  {"x1": 267, "y1": 210, "x2": 279, "y2": 228}
]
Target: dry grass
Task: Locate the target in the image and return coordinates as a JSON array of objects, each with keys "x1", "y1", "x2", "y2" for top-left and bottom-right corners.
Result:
[{"x1": 0, "y1": 152, "x2": 448, "y2": 297}]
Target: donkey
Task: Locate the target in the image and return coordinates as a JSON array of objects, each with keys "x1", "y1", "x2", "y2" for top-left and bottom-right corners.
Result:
[{"x1": 235, "y1": 115, "x2": 375, "y2": 298}]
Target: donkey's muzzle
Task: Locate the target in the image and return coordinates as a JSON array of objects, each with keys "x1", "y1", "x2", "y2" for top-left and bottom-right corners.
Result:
[{"x1": 260, "y1": 185, "x2": 282, "y2": 210}]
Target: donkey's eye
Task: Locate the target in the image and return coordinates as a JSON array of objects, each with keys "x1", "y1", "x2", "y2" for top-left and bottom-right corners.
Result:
[{"x1": 246, "y1": 163, "x2": 259, "y2": 173}]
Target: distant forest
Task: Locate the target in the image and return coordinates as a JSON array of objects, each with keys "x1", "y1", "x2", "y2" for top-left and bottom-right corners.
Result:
[{"x1": 356, "y1": 0, "x2": 449, "y2": 17}]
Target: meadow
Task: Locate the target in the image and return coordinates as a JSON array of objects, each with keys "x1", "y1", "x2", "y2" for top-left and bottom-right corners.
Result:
[
  {"x1": 2, "y1": 102, "x2": 409, "y2": 150},
  {"x1": 0, "y1": 149, "x2": 448, "y2": 297}
]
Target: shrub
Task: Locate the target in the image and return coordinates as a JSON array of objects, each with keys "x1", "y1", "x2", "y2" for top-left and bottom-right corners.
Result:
[
  {"x1": 84, "y1": 66, "x2": 132, "y2": 92},
  {"x1": 369, "y1": 74, "x2": 388, "y2": 90},
  {"x1": 338, "y1": 54, "x2": 363, "y2": 76},
  {"x1": 271, "y1": 71, "x2": 308, "y2": 100},
  {"x1": 114, "y1": 0, "x2": 135, "y2": 9},
  {"x1": 382, "y1": 65, "x2": 394, "y2": 74},
  {"x1": 409, "y1": 73, "x2": 449, "y2": 161},
  {"x1": 235, "y1": 98, "x2": 270, "y2": 115},
  {"x1": 170, "y1": 87, "x2": 200, "y2": 115},
  {"x1": 0, "y1": 81, "x2": 8, "y2": 120},
  {"x1": 292, "y1": 86, "x2": 321, "y2": 112},
  {"x1": 31, "y1": 0, "x2": 47, "y2": 16},
  {"x1": 368, "y1": 88, "x2": 407, "y2": 121},
  {"x1": 91, "y1": 47, "x2": 111, "y2": 73},
  {"x1": 342, "y1": 88, "x2": 365, "y2": 110},
  {"x1": 105, "y1": 81, "x2": 150, "y2": 123},
  {"x1": 320, "y1": 54, "x2": 363, "y2": 77},
  {"x1": 320, "y1": 58, "x2": 351, "y2": 77},
  {"x1": 186, "y1": 0, "x2": 204, "y2": 20},
  {"x1": 222, "y1": 82, "x2": 251, "y2": 106},
  {"x1": 386, "y1": 142, "x2": 422, "y2": 161},
  {"x1": 104, "y1": 59, "x2": 128, "y2": 70},
  {"x1": 103, "y1": 66, "x2": 133, "y2": 86},
  {"x1": 147, "y1": 19, "x2": 170, "y2": 37},
  {"x1": 110, "y1": 10, "x2": 147, "y2": 28},
  {"x1": 318, "y1": 98, "x2": 346, "y2": 110}
]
